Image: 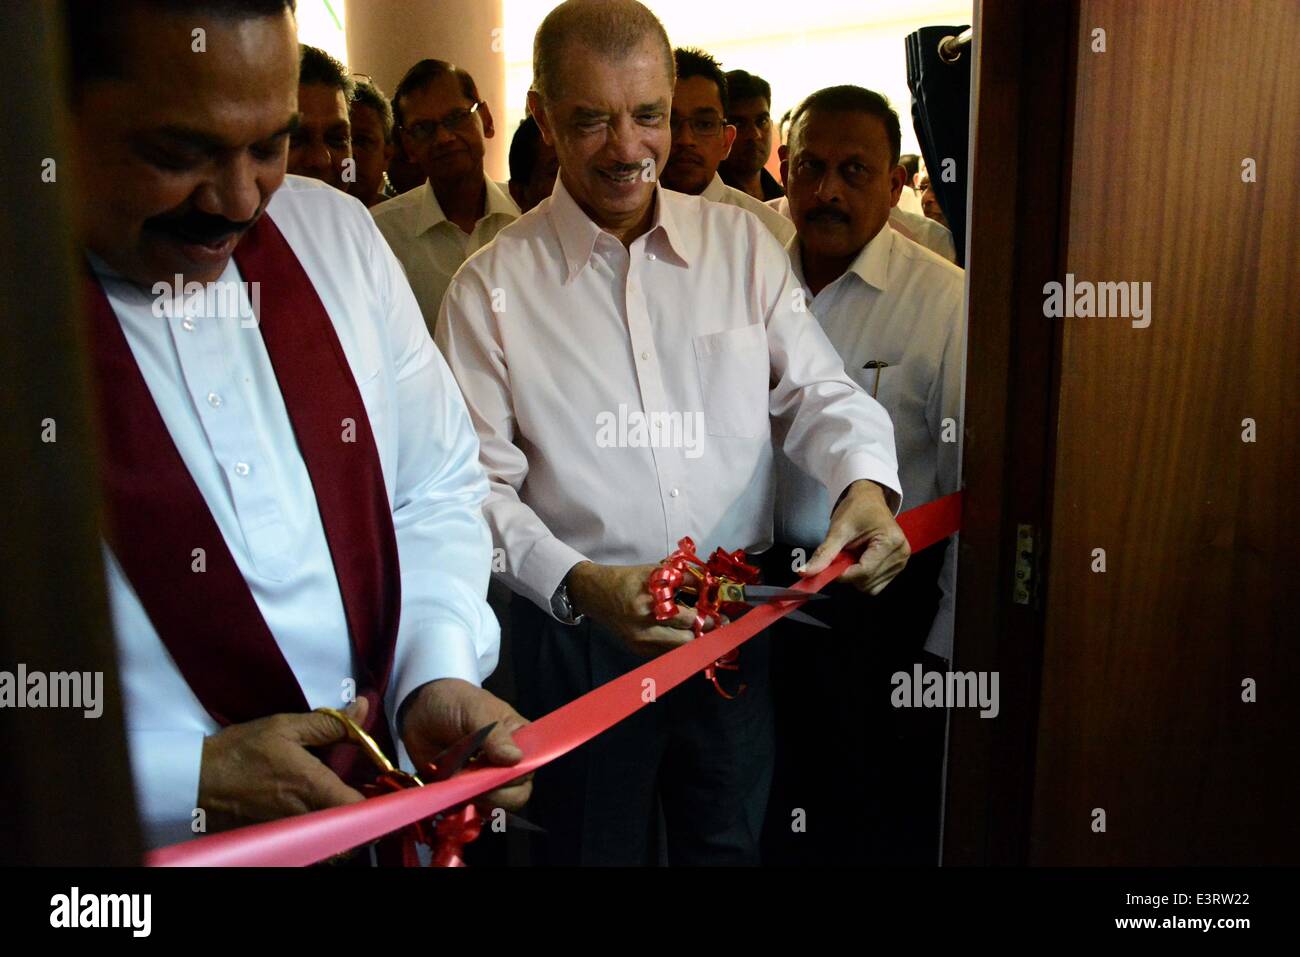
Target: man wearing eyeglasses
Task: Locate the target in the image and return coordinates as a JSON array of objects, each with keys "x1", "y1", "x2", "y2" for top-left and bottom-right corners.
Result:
[
  {"x1": 372, "y1": 59, "x2": 519, "y2": 336},
  {"x1": 659, "y1": 48, "x2": 793, "y2": 245}
]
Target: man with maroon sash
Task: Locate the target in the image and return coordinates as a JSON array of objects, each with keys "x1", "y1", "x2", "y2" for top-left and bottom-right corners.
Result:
[{"x1": 64, "y1": 0, "x2": 530, "y2": 851}]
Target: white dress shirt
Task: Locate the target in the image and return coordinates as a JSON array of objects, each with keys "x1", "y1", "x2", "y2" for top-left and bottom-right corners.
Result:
[
  {"x1": 699, "y1": 172, "x2": 796, "y2": 245},
  {"x1": 889, "y1": 206, "x2": 957, "y2": 264},
  {"x1": 96, "y1": 175, "x2": 499, "y2": 847},
  {"x1": 371, "y1": 176, "x2": 519, "y2": 337},
  {"x1": 776, "y1": 224, "x2": 965, "y2": 657},
  {"x1": 767, "y1": 194, "x2": 956, "y2": 264},
  {"x1": 436, "y1": 177, "x2": 901, "y2": 615}
]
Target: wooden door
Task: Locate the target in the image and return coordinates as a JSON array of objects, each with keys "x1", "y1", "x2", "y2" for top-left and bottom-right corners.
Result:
[
  {"x1": 946, "y1": 0, "x2": 1299, "y2": 865},
  {"x1": 1029, "y1": 0, "x2": 1300, "y2": 865}
]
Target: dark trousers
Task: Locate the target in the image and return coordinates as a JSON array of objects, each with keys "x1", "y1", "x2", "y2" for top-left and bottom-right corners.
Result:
[
  {"x1": 512, "y1": 595, "x2": 774, "y2": 866},
  {"x1": 760, "y1": 540, "x2": 950, "y2": 866}
]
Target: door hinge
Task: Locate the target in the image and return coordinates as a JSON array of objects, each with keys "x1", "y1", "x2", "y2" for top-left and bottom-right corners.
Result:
[{"x1": 1013, "y1": 523, "x2": 1035, "y2": 605}]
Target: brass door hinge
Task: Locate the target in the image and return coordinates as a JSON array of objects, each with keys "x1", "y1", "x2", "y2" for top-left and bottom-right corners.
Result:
[{"x1": 1013, "y1": 523, "x2": 1035, "y2": 605}]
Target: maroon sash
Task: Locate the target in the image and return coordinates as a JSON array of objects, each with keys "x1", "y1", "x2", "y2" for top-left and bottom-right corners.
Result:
[{"x1": 85, "y1": 213, "x2": 401, "y2": 787}]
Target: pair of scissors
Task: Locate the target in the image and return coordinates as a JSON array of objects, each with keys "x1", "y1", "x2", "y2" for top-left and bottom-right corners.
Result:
[
  {"x1": 678, "y1": 567, "x2": 831, "y2": 629},
  {"x1": 316, "y1": 710, "x2": 543, "y2": 832}
]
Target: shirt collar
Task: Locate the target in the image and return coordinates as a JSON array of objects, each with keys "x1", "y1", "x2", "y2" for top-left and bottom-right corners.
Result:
[
  {"x1": 788, "y1": 220, "x2": 894, "y2": 296},
  {"x1": 701, "y1": 172, "x2": 727, "y2": 202},
  {"x1": 548, "y1": 176, "x2": 692, "y2": 283},
  {"x1": 414, "y1": 175, "x2": 518, "y2": 236},
  {"x1": 847, "y1": 221, "x2": 894, "y2": 292},
  {"x1": 485, "y1": 177, "x2": 522, "y2": 218}
]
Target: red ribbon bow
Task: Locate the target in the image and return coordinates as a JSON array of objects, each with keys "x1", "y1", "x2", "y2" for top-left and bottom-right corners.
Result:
[
  {"x1": 648, "y1": 537, "x2": 762, "y2": 698},
  {"x1": 362, "y1": 768, "x2": 484, "y2": 867}
]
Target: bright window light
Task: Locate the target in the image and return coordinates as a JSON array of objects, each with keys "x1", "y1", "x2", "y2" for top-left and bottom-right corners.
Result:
[
  {"x1": 296, "y1": 0, "x2": 349, "y2": 65},
  {"x1": 501, "y1": 0, "x2": 970, "y2": 155}
]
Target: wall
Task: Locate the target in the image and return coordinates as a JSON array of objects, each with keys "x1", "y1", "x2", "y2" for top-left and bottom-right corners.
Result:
[{"x1": 346, "y1": 0, "x2": 509, "y2": 181}]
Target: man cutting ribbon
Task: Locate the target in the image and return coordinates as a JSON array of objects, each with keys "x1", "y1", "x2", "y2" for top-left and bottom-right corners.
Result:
[
  {"x1": 436, "y1": 0, "x2": 909, "y2": 866},
  {"x1": 63, "y1": 0, "x2": 530, "y2": 853}
]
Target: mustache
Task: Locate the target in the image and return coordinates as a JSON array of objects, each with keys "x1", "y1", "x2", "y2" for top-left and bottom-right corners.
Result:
[
  {"x1": 144, "y1": 208, "x2": 260, "y2": 245},
  {"x1": 669, "y1": 150, "x2": 705, "y2": 165},
  {"x1": 805, "y1": 205, "x2": 850, "y2": 224}
]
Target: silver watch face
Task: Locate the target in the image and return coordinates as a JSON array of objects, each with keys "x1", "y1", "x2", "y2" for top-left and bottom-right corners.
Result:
[
  {"x1": 551, "y1": 585, "x2": 573, "y2": 622},
  {"x1": 551, "y1": 584, "x2": 583, "y2": 625}
]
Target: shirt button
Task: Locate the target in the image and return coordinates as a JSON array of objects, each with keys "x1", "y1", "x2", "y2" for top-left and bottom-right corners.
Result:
[
  {"x1": 206, "y1": 392, "x2": 222, "y2": 408},
  {"x1": 670, "y1": 487, "x2": 680, "y2": 498},
  {"x1": 646, "y1": 252, "x2": 657, "y2": 261},
  {"x1": 640, "y1": 351, "x2": 649, "y2": 360},
  {"x1": 233, "y1": 461, "x2": 251, "y2": 477},
  {"x1": 181, "y1": 318, "x2": 196, "y2": 332}
]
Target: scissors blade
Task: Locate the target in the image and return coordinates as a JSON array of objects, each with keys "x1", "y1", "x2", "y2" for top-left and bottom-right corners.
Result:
[
  {"x1": 424, "y1": 722, "x2": 497, "y2": 782},
  {"x1": 783, "y1": 607, "x2": 830, "y2": 629},
  {"x1": 743, "y1": 585, "x2": 829, "y2": 603},
  {"x1": 506, "y1": 812, "x2": 547, "y2": 833}
]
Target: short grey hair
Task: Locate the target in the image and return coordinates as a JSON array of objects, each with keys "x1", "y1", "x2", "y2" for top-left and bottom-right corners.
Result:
[{"x1": 532, "y1": 0, "x2": 674, "y2": 102}]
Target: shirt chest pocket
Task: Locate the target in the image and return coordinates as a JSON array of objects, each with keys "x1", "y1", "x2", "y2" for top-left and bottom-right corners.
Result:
[
  {"x1": 852, "y1": 361, "x2": 902, "y2": 413},
  {"x1": 692, "y1": 324, "x2": 771, "y2": 439}
]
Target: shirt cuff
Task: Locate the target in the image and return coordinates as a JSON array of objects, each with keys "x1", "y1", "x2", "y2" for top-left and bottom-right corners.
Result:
[
  {"x1": 827, "y1": 452, "x2": 904, "y2": 516},
  {"x1": 387, "y1": 618, "x2": 490, "y2": 732},
  {"x1": 129, "y1": 728, "x2": 205, "y2": 849},
  {"x1": 516, "y1": 534, "x2": 591, "y2": 619}
]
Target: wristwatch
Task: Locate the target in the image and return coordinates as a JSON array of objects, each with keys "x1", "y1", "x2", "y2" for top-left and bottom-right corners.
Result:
[{"x1": 550, "y1": 577, "x2": 585, "y2": 626}]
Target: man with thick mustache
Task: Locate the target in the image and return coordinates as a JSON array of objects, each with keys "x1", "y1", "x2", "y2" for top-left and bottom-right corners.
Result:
[
  {"x1": 66, "y1": 0, "x2": 529, "y2": 851},
  {"x1": 770, "y1": 86, "x2": 964, "y2": 865},
  {"x1": 437, "y1": 0, "x2": 907, "y2": 865}
]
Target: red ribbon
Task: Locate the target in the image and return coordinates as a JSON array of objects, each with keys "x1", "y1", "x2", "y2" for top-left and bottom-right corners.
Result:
[
  {"x1": 147, "y1": 492, "x2": 962, "y2": 867},
  {"x1": 431, "y1": 806, "x2": 482, "y2": 868},
  {"x1": 647, "y1": 538, "x2": 762, "y2": 698}
]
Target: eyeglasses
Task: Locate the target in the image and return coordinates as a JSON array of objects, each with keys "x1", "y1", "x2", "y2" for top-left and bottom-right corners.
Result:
[
  {"x1": 669, "y1": 115, "x2": 727, "y2": 137},
  {"x1": 402, "y1": 102, "x2": 483, "y2": 142}
]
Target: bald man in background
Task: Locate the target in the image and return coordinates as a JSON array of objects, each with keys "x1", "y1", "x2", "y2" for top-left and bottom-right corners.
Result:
[{"x1": 437, "y1": 0, "x2": 907, "y2": 866}]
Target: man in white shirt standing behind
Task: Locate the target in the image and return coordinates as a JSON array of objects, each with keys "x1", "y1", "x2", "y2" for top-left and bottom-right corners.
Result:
[
  {"x1": 437, "y1": 0, "x2": 909, "y2": 865},
  {"x1": 66, "y1": 0, "x2": 529, "y2": 851},
  {"x1": 767, "y1": 85, "x2": 964, "y2": 866},
  {"x1": 659, "y1": 47, "x2": 795, "y2": 245},
  {"x1": 372, "y1": 59, "x2": 519, "y2": 336}
]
